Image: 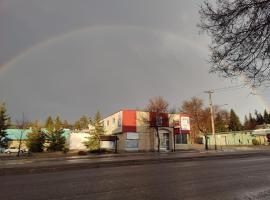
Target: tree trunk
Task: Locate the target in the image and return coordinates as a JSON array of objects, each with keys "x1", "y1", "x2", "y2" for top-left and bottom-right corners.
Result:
[
  {"x1": 156, "y1": 127, "x2": 160, "y2": 152},
  {"x1": 204, "y1": 135, "x2": 208, "y2": 150},
  {"x1": 17, "y1": 130, "x2": 23, "y2": 157}
]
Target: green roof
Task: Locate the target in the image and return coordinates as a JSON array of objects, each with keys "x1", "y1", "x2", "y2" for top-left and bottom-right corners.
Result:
[
  {"x1": 5, "y1": 129, "x2": 31, "y2": 140},
  {"x1": 5, "y1": 129, "x2": 70, "y2": 140}
]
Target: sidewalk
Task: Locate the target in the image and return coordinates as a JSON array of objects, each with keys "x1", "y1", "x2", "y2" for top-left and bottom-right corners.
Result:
[{"x1": 1, "y1": 149, "x2": 270, "y2": 176}]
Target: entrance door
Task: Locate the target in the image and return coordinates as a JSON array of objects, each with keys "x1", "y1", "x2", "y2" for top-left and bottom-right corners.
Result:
[{"x1": 164, "y1": 133, "x2": 170, "y2": 150}]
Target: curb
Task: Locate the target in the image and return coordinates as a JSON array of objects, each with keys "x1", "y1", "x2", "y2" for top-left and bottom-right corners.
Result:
[{"x1": 0, "y1": 151, "x2": 268, "y2": 176}]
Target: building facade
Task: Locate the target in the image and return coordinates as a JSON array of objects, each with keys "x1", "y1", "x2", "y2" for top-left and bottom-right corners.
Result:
[{"x1": 100, "y1": 109, "x2": 191, "y2": 152}]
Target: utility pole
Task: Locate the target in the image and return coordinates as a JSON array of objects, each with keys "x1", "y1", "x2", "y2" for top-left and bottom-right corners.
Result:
[{"x1": 205, "y1": 90, "x2": 217, "y2": 150}]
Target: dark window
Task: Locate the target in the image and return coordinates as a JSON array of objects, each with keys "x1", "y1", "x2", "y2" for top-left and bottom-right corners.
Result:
[
  {"x1": 125, "y1": 140, "x2": 138, "y2": 148},
  {"x1": 157, "y1": 116, "x2": 162, "y2": 126},
  {"x1": 176, "y1": 134, "x2": 188, "y2": 144}
]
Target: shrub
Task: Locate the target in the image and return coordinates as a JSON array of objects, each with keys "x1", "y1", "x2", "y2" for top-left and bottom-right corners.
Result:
[
  {"x1": 252, "y1": 139, "x2": 260, "y2": 145},
  {"x1": 62, "y1": 147, "x2": 69, "y2": 154},
  {"x1": 77, "y1": 151, "x2": 88, "y2": 156},
  {"x1": 89, "y1": 148, "x2": 109, "y2": 154},
  {"x1": 194, "y1": 137, "x2": 203, "y2": 144}
]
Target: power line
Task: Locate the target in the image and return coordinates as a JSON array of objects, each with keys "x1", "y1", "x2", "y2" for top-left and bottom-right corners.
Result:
[{"x1": 211, "y1": 84, "x2": 245, "y2": 93}]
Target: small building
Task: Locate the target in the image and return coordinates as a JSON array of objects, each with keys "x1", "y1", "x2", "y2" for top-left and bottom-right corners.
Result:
[
  {"x1": 4, "y1": 128, "x2": 71, "y2": 150},
  {"x1": 100, "y1": 109, "x2": 191, "y2": 152},
  {"x1": 204, "y1": 130, "x2": 269, "y2": 146},
  {"x1": 5, "y1": 129, "x2": 31, "y2": 150}
]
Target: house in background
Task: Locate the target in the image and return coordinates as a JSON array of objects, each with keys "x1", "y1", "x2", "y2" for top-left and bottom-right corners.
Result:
[
  {"x1": 5, "y1": 129, "x2": 31, "y2": 150},
  {"x1": 4, "y1": 129, "x2": 71, "y2": 150}
]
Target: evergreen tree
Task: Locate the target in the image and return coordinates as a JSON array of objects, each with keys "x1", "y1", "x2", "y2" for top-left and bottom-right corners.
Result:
[
  {"x1": 74, "y1": 120, "x2": 81, "y2": 130},
  {"x1": 248, "y1": 113, "x2": 257, "y2": 130},
  {"x1": 74, "y1": 115, "x2": 90, "y2": 130},
  {"x1": 45, "y1": 115, "x2": 66, "y2": 151},
  {"x1": 84, "y1": 111, "x2": 105, "y2": 151},
  {"x1": 45, "y1": 127, "x2": 66, "y2": 152},
  {"x1": 255, "y1": 110, "x2": 264, "y2": 125},
  {"x1": 263, "y1": 109, "x2": 270, "y2": 124},
  {"x1": 0, "y1": 102, "x2": 9, "y2": 148},
  {"x1": 79, "y1": 115, "x2": 90, "y2": 129},
  {"x1": 45, "y1": 116, "x2": 54, "y2": 132},
  {"x1": 243, "y1": 115, "x2": 249, "y2": 130},
  {"x1": 215, "y1": 112, "x2": 228, "y2": 132},
  {"x1": 26, "y1": 125, "x2": 45, "y2": 152},
  {"x1": 229, "y1": 109, "x2": 242, "y2": 131},
  {"x1": 63, "y1": 120, "x2": 70, "y2": 129},
  {"x1": 54, "y1": 115, "x2": 62, "y2": 130}
]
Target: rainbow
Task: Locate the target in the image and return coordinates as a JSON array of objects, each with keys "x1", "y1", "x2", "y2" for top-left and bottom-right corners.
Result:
[
  {"x1": 0, "y1": 25, "x2": 268, "y2": 110},
  {"x1": 239, "y1": 75, "x2": 270, "y2": 111},
  {"x1": 0, "y1": 25, "x2": 206, "y2": 73}
]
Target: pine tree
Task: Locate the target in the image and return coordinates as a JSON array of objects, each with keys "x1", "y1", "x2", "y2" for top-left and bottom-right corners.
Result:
[
  {"x1": 0, "y1": 102, "x2": 9, "y2": 148},
  {"x1": 26, "y1": 125, "x2": 45, "y2": 152},
  {"x1": 229, "y1": 109, "x2": 242, "y2": 131},
  {"x1": 45, "y1": 115, "x2": 66, "y2": 151},
  {"x1": 263, "y1": 109, "x2": 270, "y2": 124},
  {"x1": 215, "y1": 112, "x2": 228, "y2": 132},
  {"x1": 73, "y1": 115, "x2": 90, "y2": 130},
  {"x1": 54, "y1": 115, "x2": 62, "y2": 130},
  {"x1": 63, "y1": 120, "x2": 70, "y2": 129},
  {"x1": 84, "y1": 111, "x2": 105, "y2": 151},
  {"x1": 255, "y1": 110, "x2": 264, "y2": 125},
  {"x1": 248, "y1": 113, "x2": 257, "y2": 130},
  {"x1": 45, "y1": 116, "x2": 54, "y2": 132},
  {"x1": 74, "y1": 120, "x2": 81, "y2": 130},
  {"x1": 79, "y1": 115, "x2": 90, "y2": 129},
  {"x1": 243, "y1": 115, "x2": 249, "y2": 130},
  {"x1": 45, "y1": 129, "x2": 66, "y2": 152}
]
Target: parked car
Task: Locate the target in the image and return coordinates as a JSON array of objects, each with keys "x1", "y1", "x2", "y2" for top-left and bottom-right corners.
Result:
[
  {"x1": 0, "y1": 147, "x2": 5, "y2": 153},
  {"x1": 4, "y1": 147, "x2": 28, "y2": 154}
]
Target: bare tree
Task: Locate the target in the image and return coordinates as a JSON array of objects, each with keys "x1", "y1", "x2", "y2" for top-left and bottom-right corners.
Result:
[
  {"x1": 145, "y1": 96, "x2": 169, "y2": 152},
  {"x1": 199, "y1": 0, "x2": 270, "y2": 87},
  {"x1": 15, "y1": 113, "x2": 28, "y2": 156},
  {"x1": 180, "y1": 97, "x2": 211, "y2": 149}
]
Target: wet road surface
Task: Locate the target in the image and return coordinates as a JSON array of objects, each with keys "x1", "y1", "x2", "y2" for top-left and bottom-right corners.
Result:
[{"x1": 1, "y1": 155, "x2": 270, "y2": 200}]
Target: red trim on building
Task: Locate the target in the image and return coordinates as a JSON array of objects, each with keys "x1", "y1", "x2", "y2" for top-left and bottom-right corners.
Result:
[
  {"x1": 173, "y1": 128, "x2": 190, "y2": 134},
  {"x1": 122, "y1": 110, "x2": 137, "y2": 132},
  {"x1": 149, "y1": 112, "x2": 169, "y2": 127}
]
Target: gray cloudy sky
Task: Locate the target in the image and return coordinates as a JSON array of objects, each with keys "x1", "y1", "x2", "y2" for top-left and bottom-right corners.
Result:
[{"x1": 0, "y1": 0, "x2": 269, "y2": 123}]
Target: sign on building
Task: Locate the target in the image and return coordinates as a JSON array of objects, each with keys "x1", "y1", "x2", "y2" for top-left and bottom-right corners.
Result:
[{"x1": 180, "y1": 116, "x2": 190, "y2": 131}]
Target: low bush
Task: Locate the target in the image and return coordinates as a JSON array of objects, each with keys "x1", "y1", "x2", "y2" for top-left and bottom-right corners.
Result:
[
  {"x1": 252, "y1": 139, "x2": 260, "y2": 145},
  {"x1": 194, "y1": 137, "x2": 203, "y2": 144},
  {"x1": 77, "y1": 151, "x2": 88, "y2": 155},
  {"x1": 89, "y1": 148, "x2": 110, "y2": 154},
  {"x1": 62, "y1": 147, "x2": 69, "y2": 154}
]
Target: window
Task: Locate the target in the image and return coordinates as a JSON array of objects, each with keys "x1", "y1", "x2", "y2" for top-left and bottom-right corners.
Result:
[
  {"x1": 118, "y1": 113, "x2": 122, "y2": 127},
  {"x1": 126, "y1": 132, "x2": 139, "y2": 149},
  {"x1": 126, "y1": 140, "x2": 138, "y2": 148},
  {"x1": 176, "y1": 134, "x2": 188, "y2": 144},
  {"x1": 156, "y1": 116, "x2": 162, "y2": 126},
  {"x1": 113, "y1": 117, "x2": 115, "y2": 124},
  {"x1": 107, "y1": 120, "x2": 109, "y2": 126}
]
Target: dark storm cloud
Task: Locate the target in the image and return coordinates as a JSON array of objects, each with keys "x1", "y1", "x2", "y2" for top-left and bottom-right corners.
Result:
[{"x1": 0, "y1": 0, "x2": 265, "y2": 122}]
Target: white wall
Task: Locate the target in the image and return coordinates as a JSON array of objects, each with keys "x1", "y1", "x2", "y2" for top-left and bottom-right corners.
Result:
[{"x1": 69, "y1": 132, "x2": 89, "y2": 150}]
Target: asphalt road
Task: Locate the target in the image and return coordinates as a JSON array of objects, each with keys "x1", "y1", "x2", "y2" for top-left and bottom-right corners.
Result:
[{"x1": 1, "y1": 155, "x2": 270, "y2": 200}]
